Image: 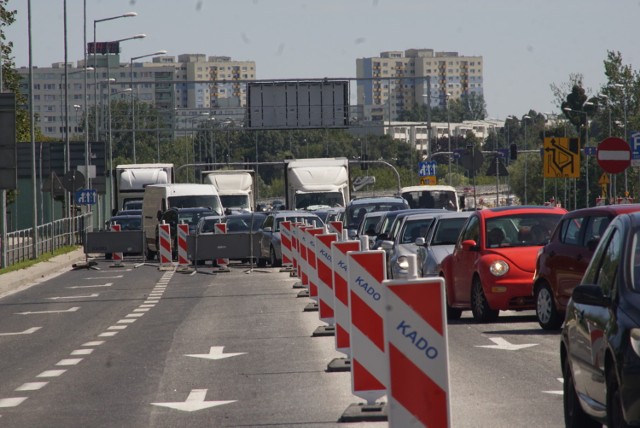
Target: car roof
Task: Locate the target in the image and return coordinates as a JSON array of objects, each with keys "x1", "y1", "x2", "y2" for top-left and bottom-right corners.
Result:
[
  {"x1": 560, "y1": 203, "x2": 640, "y2": 218},
  {"x1": 109, "y1": 214, "x2": 141, "y2": 220},
  {"x1": 347, "y1": 196, "x2": 406, "y2": 206},
  {"x1": 477, "y1": 205, "x2": 567, "y2": 219}
]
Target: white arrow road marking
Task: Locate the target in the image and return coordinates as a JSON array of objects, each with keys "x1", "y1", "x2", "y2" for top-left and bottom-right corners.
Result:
[
  {"x1": 0, "y1": 327, "x2": 41, "y2": 336},
  {"x1": 15, "y1": 307, "x2": 80, "y2": 315},
  {"x1": 151, "y1": 389, "x2": 236, "y2": 412},
  {"x1": 68, "y1": 283, "x2": 112, "y2": 289},
  {"x1": 48, "y1": 294, "x2": 99, "y2": 300},
  {"x1": 185, "y1": 346, "x2": 247, "y2": 360},
  {"x1": 543, "y1": 377, "x2": 564, "y2": 395},
  {"x1": 475, "y1": 337, "x2": 538, "y2": 351}
]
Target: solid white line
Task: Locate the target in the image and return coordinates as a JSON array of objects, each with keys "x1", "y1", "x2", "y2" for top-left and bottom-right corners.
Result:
[
  {"x1": 67, "y1": 283, "x2": 112, "y2": 289},
  {"x1": 0, "y1": 397, "x2": 28, "y2": 408},
  {"x1": 37, "y1": 370, "x2": 66, "y2": 377},
  {"x1": 71, "y1": 349, "x2": 94, "y2": 356},
  {"x1": 83, "y1": 276, "x2": 123, "y2": 279},
  {"x1": 98, "y1": 332, "x2": 118, "y2": 337},
  {"x1": 56, "y1": 358, "x2": 82, "y2": 366},
  {"x1": 15, "y1": 382, "x2": 48, "y2": 391},
  {"x1": 82, "y1": 341, "x2": 104, "y2": 347}
]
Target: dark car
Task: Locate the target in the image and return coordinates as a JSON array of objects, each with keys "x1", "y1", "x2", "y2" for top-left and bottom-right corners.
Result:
[
  {"x1": 561, "y1": 212, "x2": 640, "y2": 428},
  {"x1": 343, "y1": 196, "x2": 410, "y2": 237},
  {"x1": 105, "y1": 213, "x2": 143, "y2": 259},
  {"x1": 225, "y1": 212, "x2": 267, "y2": 233},
  {"x1": 440, "y1": 205, "x2": 566, "y2": 322},
  {"x1": 160, "y1": 207, "x2": 214, "y2": 257},
  {"x1": 533, "y1": 204, "x2": 640, "y2": 330}
]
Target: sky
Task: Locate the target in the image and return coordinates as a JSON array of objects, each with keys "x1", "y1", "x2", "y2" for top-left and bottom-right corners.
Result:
[{"x1": 5, "y1": 0, "x2": 640, "y2": 120}]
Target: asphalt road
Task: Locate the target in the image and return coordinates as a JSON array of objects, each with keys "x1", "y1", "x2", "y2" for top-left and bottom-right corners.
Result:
[{"x1": 0, "y1": 257, "x2": 565, "y2": 427}]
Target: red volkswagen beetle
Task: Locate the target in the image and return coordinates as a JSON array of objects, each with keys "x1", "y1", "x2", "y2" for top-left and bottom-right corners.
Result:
[{"x1": 440, "y1": 206, "x2": 566, "y2": 322}]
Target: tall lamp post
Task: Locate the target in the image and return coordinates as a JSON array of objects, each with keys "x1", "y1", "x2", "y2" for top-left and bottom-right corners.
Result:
[
  {"x1": 130, "y1": 50, "x2": 167, "y2": 163},
  {"x1": 93, "y1": 12, "x2": 137, "y2": 141},
  {"x1": 445, "y1": 92, "x2": 452, "y2": 185},
  {"x1": 614, "y1": 83, "x2": 629, "y2": 195}
]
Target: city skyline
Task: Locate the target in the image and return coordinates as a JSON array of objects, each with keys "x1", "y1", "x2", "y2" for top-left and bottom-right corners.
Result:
[{"x1": 6, "y1": 0, "x2": 640, "y2": 119}]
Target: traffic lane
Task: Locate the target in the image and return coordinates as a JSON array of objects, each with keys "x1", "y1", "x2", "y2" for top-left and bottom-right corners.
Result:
[
  {"x1": 0, "y1": 262, "x2": 166, "y2": 426},
  {"x1": 147, "y1": 267, "x2": 385, "y2": 427},
  {"x1": 448, "y1": 311, "x2": 564, "y2": 427}
]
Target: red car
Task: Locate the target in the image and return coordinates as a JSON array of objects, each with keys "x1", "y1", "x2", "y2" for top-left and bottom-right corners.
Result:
[
  {"x1": 533, "y1": 204, "x2": 640, "y2": 330},
  {"x1": 440, "y1": 206, "x2": 566, "y2": 322}
]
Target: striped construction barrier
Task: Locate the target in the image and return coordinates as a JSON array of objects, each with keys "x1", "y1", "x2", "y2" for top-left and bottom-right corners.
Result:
[
  {"x1": 328, "y1": 220, "x2": 344, "y2": 237},
  {"x1": 305, "y1": 227, "x2": 326, "y2": 304},
  {"x1": 214, "y1": 222, "x2": 230, "y2": 272},
  {"x1": 280, "y1": 221, "x2": 294, "y2": 268},
  {"x1": 296, "y1": 224, "x2": 312, "y2": 290},
  {"x1": 110, "y1": 224, "x2": 124, "y2": 268},
  {"x1": 158, "y1": 223, "x2": 173, "y2": 270},
  {"x1": 315, "y1": 233, "x2": 338, "y2": 324},
  {"x1": 383, "y1": 255, "x2": 450, "y2": 428},
  {"x1": 331, "y1": 239, "x2": 361, "y2": 356},
  {"x1": 176, "y1": 223, "x2": 192, "y2": 271},
  {"x1": 347, "y1": 249, "x2": 388, "y2": 404}
]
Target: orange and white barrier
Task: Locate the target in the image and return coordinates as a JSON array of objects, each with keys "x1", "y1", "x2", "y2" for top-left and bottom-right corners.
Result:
[
  {"x1": 315, "y1": 233, "x2": 338, "y2": 324},
  {"x1": 383, "y1": 255, "x2": 450, "y2": 427},
  {"x1": 280, "y1": 221, "x2": 294, "y2": 268},
  {"x1": 214, "y1": 222, "x2": 230, "y2": 271},
  {"x1": 305, "y1": 227, "x2": 325, "y2": 303},
  {"x1": 347, "y1": 250, "x2": 388, "y2": 404},
  {"x1": 110, "y1": 224, "x2": 123, "y2": 267},
  {"x1": 296, "y1": 224, "x2": 311, "y2": 289},
  {"x1": 328, "y1": 220, "x2": 344, "y2": 237},
  {"x1": 158, "y1": 223, "x2": 173, "y2": 270},
  {"x1": 331, "y1": 239, "x2": 361, "y2": 356},
  {"x1": 177, "y1": 223, "x2": 190, "y2": 269}
]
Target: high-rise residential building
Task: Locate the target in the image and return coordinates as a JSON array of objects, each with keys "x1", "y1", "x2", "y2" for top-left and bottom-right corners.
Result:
[
  {"x1": 356, "y1": 49, "x2": 483, "y2": 122},
  {"x1": 16, "y1": 53, "x2": 256, "y2": 140}
]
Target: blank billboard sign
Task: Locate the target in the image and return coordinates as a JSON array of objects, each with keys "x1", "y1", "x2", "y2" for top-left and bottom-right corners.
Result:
[
  {"x1": 0, "y1": 93, "x2": 16, "y2": 190},
  {"x1": 247, "y1": 80, "x2": 349, "y2": 129}
]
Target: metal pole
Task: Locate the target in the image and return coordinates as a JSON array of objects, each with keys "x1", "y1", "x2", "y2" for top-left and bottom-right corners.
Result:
[
  {"x1": 446, "y1": 93, "x2": 452, "y2": 185},
  {"x1": 0, "y1": 40, "x2": 6, "y2": 267},
  {"x1": 83, "y1": 0, "x2": 89, "y2": 191},
  {"x1": 28, "y1": 0, "x2": 39, "y2": 257},
  {"x1": 131, "y1": 58, "x2": 136, "y2": 163}
]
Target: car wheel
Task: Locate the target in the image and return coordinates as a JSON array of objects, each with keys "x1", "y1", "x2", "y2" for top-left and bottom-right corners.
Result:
[
  {"x1": 270, "y1": 246, "x2": 281, "y2": 267},
  {"x1": 608, "y1": 366, "x2": 631, "y2": 428},
  {"x1": 563, "y1": 358, "x2": 600, "y2": 428},
  {"x1": 447, "y1": 305, "x2": 462, "y2": 320},
  {"x1": 535, "y1": 282, "x2": 563, "y2": 330},
  {"x1": 470, "y1": 277, "x2": 499, "y2": 323}
]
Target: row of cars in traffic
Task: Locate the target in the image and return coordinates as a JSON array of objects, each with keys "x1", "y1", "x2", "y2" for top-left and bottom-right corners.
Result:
[{"x1": 342, "y1": 196, "x2": 640, "y2": 428}]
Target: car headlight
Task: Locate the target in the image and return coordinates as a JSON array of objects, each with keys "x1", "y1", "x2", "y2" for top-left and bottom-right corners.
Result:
[
  {"x1": 397, "y1": 256, "x2": 409, "y2": 270},
  {"x1": 489, "y1": 260, "x2": 509, "y2": 276},
  {"x1": 631, "y1": 328, "x2": 640, "y2": 358}
]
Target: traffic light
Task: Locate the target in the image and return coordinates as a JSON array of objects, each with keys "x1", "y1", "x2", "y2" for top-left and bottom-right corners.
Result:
[{"x1": 510, "y1": 143, "x2": 518, "y2": 160}]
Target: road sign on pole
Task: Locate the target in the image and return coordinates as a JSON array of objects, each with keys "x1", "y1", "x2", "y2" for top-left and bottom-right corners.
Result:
[
  {"x1": 631, "y1": 131, "x2": 640, "y2": 167},
  {"x1": 597, "y1": 137, "x2": 631, "y2": 174}
]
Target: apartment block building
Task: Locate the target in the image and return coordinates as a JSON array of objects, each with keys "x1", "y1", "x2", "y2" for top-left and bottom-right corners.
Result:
[
  {"x1": 17, "y1": 52, "x2": 256, "y2": 140},
  {"x1": 356, "y1": 48, "x2": 483, "y2": 122}
]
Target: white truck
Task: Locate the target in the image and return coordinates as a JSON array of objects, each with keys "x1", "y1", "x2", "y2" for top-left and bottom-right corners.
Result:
[
  {"x1": 284, "y1": 158, "x2": 350, "y2": 210},
  {"x1": 114, "y1": 163, "x2": 174, "y2": 212},
  {"x1": 400, "y1": 184, "x2": 461, "y2": 211},
  {"x1": 201, "y1": 169, "x2": 256, "y2": 213}
]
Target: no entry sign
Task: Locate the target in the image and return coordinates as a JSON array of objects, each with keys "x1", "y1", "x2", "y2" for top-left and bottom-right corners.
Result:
[{"x1": 597, "y1": 137, "x2": 631, "y2": 174}]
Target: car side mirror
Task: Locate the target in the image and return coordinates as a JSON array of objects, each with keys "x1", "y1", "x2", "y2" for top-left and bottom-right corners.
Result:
[
  {"x1": 572, "y1": 284, "x2": 610, "y2": 307},
  {"x1": 415, "y1": 237, "x2": 426, "y2": 246},
  {"x1": 348, "y1": 230, "x2": 358, "y2": 239},
  {"x1": 263, "y1": 226, "x2": 272, "y2": 232},
  {"x1": 461, "y1": 239, "x2": 479, "y2": 251},
  {"x1": 380, "y1": 240, "x2": 394, "y2": 250}
]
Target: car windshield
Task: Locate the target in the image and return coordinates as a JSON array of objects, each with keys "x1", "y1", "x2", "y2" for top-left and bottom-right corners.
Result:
[
  {"x1": 178, "y1": 210, "x2": 211, "y2": 225},
  {"x1": 109, "y1": 217, "x2": 141, "y2": 231},
  {"x1": 400, "y1": 218, "x2": 433, "y2": 244},
  {"x1": 485, "y1": 214, "x2": 562, "y2": 248},
  {"x1": 346, "y1": 201, "x2": 407, "y2": 229},
  {"x1": 220, "y1": 195, "x2": 250, "y2": 209},
  {"x1": 431, "y1": 218, "x2": 467, "y2": 245},
  {"x1": 200, "y1": 218, "x2": 223, "y2": 233},
  {"x1": 168, "y1": 196, "x2": 223, "y2": 215}
]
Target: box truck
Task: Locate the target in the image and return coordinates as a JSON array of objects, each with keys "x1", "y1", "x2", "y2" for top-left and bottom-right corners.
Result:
[
  {"x1": 114, "y1": 163, "x2": 174, "y2": 212},
  {"x1": 201, "y1": 169, "x2": 256, "y2": 213},
  {"x1": 284, "y1": 158, "x2": 350, "y2": 210}
]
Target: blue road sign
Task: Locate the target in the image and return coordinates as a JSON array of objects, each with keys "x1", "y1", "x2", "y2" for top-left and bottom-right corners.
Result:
[
  {"x1": 75, "y1": 189, "x2": 97, "y2": 205},
  {"x1": 418, "y1": 161, "x2": 436, "y2": 177},
  {"x1": 497, "y1": 148, "x2": 509, "y2": 158},
  {"x1": 584, "y1": 146, "x2": 597, "y2": 156}
]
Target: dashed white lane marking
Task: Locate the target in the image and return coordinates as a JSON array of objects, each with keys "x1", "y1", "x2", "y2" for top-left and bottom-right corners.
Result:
[
  {"x1": 15, "y1": 382, "x2": 48, "y2": 391},
  {"x1": 56, "y1": 358, "x2": 82, "y2": 366},
  {"x1": 37, "y1": 370, "x2": 66, "y2": 378},
  {"x1": 82, "y1": 341, "x2": 105, "y2": 347},
  {"x1": 139, "y1": 304, "x2": 155, "y2": 308},
  {"x1": 107, "y1": 325, "x2": 128, "y2": 330},
  {"x1": 125, "y1": 313, "x2": 145, "y2": 318},
  {"x1": 98, "y1": 331, "x2": 118, "y2": 337},
  {"x1": 71, "y1": 349, "x2": 94, "y2": 356},
  {"x1": 133, "y1": 308, "x2": 150, "y2": 312},
  {"x1": 68, "y1": 283, "x2": 112, "y2": 289},
  {"x1": 117, "y1": 319, "x2": 137, "y2": 324},
  {"x1": 84, "y1": 275, "x2": 123, "y2": 279},
  {"x1": 0, "y1": 397, "x2": 28, "y2": 408}
]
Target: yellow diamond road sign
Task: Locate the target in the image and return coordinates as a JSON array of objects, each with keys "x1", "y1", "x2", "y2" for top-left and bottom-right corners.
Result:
[{"x1": 543, "y1": 137, "x2": 580, "y2": 178}]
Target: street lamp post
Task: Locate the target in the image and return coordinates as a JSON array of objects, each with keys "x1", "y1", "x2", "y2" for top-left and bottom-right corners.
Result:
[
  {"x1": 93, "y1": 12, "x2": 137, "y2": 141},
  {"x1": 614, "y1": 83, "x2": 629, "y2": 195},
  {"x1": 130, "y1": 50, "x2": 167, "y2": 163},
  {"x1": 445, "y1": 92, "x2": 452, "y2": 185}
]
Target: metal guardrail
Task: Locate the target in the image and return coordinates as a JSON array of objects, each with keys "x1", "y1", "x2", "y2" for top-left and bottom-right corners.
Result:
[{"x1": 1, "y1": 213, "x2": 93, "y2": 268}]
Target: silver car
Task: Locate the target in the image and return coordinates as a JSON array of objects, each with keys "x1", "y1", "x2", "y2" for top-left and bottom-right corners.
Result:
[
  {"x1": 416, "y1": 211, "x2": 472, "y2": 277},
  {"x1": 383, "y1": 212, "x2": 440, "y2": 279},
  {"x1": 256, "y1": 211, "x2": 324, "y2": 267}
]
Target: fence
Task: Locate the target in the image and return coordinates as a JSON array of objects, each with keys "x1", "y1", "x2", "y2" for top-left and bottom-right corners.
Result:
[{"x1": 1, "y1": 212, "x2": 93, "y2": 269}]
